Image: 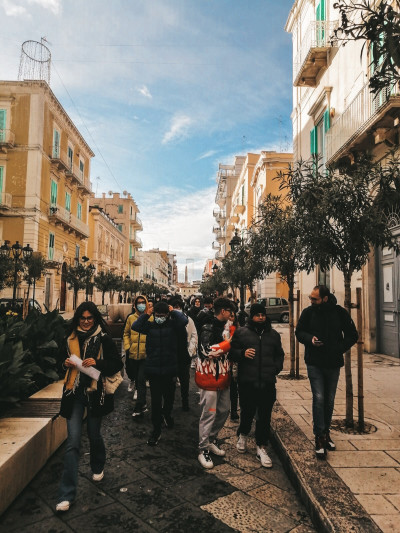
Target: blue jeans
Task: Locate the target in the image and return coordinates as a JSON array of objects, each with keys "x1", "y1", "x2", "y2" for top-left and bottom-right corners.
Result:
[
  {"x1": 58, "y1": 390, "x2": 105, "y2": 503},
  {"x1": 307, "y1": 365, "x2": 340, "y2": 438}
]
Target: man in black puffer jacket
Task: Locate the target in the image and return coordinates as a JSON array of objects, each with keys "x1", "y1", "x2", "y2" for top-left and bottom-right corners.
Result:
[
  {"x1": 296, "y1": 285, "x2": 358, "y2": 459},
  {"x1": 132, "y1": 301, "x2": 188, "y2": 446},
  {"x1": 230, "y1": 303, "x2": 284, "y2": 468}
]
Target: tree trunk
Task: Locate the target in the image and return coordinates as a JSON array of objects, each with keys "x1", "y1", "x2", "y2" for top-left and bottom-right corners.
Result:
[
  {"x1": 288, "y1": 278, "x2": 295, "y2": 378},
  {"x1": 102, "y1": 291, "x2": 105, "y2": 305},
  {"x1": 356, "y1": 287, "x2": 365, "y2": 432},
  {"x1": 343, "y1": 270, "x2": 354, "y2": 427}
]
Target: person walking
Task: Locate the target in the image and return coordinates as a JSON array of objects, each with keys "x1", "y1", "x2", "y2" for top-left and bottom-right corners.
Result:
[
  {"x1": 230, "y1": 303, "x2": 284, "y2": 468},
  {"x1": 123, "y1": 295, "x2": 152, "y2": 418},
  {"x1": 171, "y1": 298, "x2": 197, "y2": 410},
  {"x1": 56, "y1": 302, "x2": 122, "y2": 512},
  {"x1": 196, "y1": 297, "x2": 234, "y2": 469},
  {"x1": 131, "y1": 300, "x2": 188, "y2": 446},
  {"x1": 296, "y1": 285, "x2": 358, "y2": 459}
]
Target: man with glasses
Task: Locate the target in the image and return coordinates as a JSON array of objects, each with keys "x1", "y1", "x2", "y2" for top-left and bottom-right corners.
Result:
[
  {"x1": 296, "y1": 285, "x2": 358, "y2": 459},
  {"x1": 230, "y1": 303, "x2": 284, "y2": 468},
  {"x1": 197, "y1": 297, "x2": 234, "y2": 469}
]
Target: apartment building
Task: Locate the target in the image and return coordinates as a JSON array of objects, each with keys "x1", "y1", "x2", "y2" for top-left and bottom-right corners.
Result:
[
  {"x1": 90, "y1": 192, "x2": 142, "y2": 280},
  {"x1": 137, "y1": 249, "x2": 169, "y2": 290},
  {"x1": 286, "y1": 0, "x2": 400, "y2": 354},
  {"x1": 87, "y1": 205, "x2": 127, "y2": 304},
  {"x1": 251, "y1": 151, "x2": 293, "y2": 298},
  {"x1": 0, "y1": 80, "x2": 93, "y2": 311}
]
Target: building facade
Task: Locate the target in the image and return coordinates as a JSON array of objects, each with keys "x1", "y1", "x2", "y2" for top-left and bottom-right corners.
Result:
[
  {"x1": 286, "y1": 0, "x2": 400, "y2": 354},
  {"x1": 90, "y1": 191, "x2": 142, "y2": 280},
  {"x1": 0, "y1": 80, "x2": 94, "y2": 311},
  {"x1": 137, "y1": 249, "x2": 169, "y2": 290}
]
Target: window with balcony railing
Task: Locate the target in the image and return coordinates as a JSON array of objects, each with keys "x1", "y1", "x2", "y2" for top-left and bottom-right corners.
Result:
[
  {"x1": 53, "y1": 129, "x2": 60, "y2": 158},
  {"x1": 48, "y1": 232, "x2": 55, "y2": 260}
]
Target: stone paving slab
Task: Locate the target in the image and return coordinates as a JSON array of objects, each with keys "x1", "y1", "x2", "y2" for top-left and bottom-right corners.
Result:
[{"x1": 0, "y1": 373, "x2": 315, "y2": 533}]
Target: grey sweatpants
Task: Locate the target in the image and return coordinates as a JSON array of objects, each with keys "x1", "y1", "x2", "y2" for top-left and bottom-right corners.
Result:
[{"x1": 198, "y1": 388, "x2": 230, "y2": 450}]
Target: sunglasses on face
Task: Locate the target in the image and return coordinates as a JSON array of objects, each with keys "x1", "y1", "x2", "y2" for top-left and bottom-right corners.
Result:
[{"x1": 79, "y1": 316, "x2": 94, "y2": 322}]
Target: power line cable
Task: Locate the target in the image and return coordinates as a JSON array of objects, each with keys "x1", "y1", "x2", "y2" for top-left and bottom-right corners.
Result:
[{"x1": 51, "y1": 61, "x2": 123, "y2": 194}]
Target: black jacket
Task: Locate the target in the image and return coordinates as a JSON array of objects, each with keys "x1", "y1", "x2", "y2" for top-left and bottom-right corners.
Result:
[
  {"x1": 295, "y1": 294, "x2": 358, "y2": 368},
  {"x1": 199, "y1": 317, "x2": 226, "y2": 360},
  {"x1": 59, "y1": 332, "x2": 122, "y2": 419},
  {"x1": 229, "y1": 319, "x2": 284, "y2": 385},
  {"x1": 132, "y1": 310, "x2": 188, "y2": 376}
]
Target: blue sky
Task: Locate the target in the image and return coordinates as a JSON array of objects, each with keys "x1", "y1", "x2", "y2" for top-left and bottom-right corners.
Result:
[{"x1": 0, "y1": 0, "x2": 294, "y2": 281}]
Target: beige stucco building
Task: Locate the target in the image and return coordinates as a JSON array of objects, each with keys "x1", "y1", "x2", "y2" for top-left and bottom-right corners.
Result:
[
  {"x1": 286, "y1": 0, "x2": 400, "y2": 354},
  {"x1": 0, "y1": 80, "x2": 94, "y2": 311},
  {"x1": 90, "y1": 191, "x2": 142, "y2": 280},
  {"x1": 137, "y1": 249, "x2": 169, "y2": 290}
]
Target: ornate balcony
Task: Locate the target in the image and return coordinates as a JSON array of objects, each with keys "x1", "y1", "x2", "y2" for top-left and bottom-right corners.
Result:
[
  {"x1": 216, "y1": 230, "x2": 226, "y2": 243},
  {"x1": 326, "y1": 81, "x2": 400, "y2": 164},
  {"x1": 0, "y1": 192, "x2": 12, "y2": 210},
  {"x1": 130, "y1": 235, "x2": 143, "y2": 248},
  {"x1": 293, "y1": 20, "x2": 338, "y2": 87},
  {"x1": 131, "y1": 215, "x2": 143, "y2": 230},
  {"x1": 50, "y1": 148, "x2": 70, "y2": 173},
  {"x1": 234, "y1": 203, "x2": 246, "y2": 215},
  {"x1": 49, "y1": 205, "x2": 89, "y2": 239},
  {"x1": 65, "y1": 163, "x2": 83, "y2": 186},
  {"x1": 0, "y1": 129, "x2": 15, "y2": 152},
  {"x1": 129, "y1": 256, "x2": 141, "y2": 266},
  {"x1": 212, "y1": 241, "x2": 221, "y2": 250}
]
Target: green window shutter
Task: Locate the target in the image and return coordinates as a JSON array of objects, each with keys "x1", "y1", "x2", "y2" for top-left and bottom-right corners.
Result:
[
  {"x1": 0, "y1": 167, "x2": 3, "y2": 194},
  {"x1": 48, "y1": 232, "x2": 55, "y2": 260},
  {"x1": 65, "y1": 192, "x2": 71, "y2": 212},
  {"x1": 118, "y1": 224, "x2": 123, "y2": 232},
  {"x1": 75, "y1": 245, "x2": 80, "y2": 260},
  {"x1": 53, "y1": 129, "x2": 60, "y2": 158},
  {"x1": 324, "y1": 109, "x2": 330, "y2": 133},
  {"x1": 79, "y1": 160, "x2": 84, "y2": 179},
  {"x1": 50, "y1": 180, "x2": 58, "y2": 205},
  {"x1": 118, "y1": 205, "x2": 123, "y2": 214},
  {"x1": 316, "y1": 0, "x2": 325, "y2": 21},
  {"x1": 0, "y1": 110, "x2": 6, "y2": 142},
  {"x1": 77, "y1": 202, "x2": 82, "y2": 220},
  {"x1": 310, "y1": 127, "x2": 318, "y2": 155},
  {"x1": 67, "y1": 146, "x2": 73, "y2": 169}
]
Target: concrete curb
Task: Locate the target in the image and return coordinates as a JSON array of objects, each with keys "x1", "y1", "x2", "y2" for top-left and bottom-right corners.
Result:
[{"x1": 270, "y1": 403, "x2": 381, "y2": 533}]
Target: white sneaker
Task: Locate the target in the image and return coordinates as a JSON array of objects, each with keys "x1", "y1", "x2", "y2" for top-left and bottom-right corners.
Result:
[
  {"x1": 209, "y1": 440, "x2": 226, "y2": 457},
  {"x1": 256, "y1": 446, "x2": 272, "y2": 468},
  {"x1": 127, "y1": 381, "x2": 134, "y2": 392},
  {"x1": 92, "y1": 471, "x2": 104, "y2": 481},
  {"x1": 237, "y1": 434, "x2": 247, "y2": 454},
  {"x1": 56, "y1": 501, "x2": 70, "y2": 512},
  {"x1": 198, "y1": 450, "x2": 214, "y2": 469}
]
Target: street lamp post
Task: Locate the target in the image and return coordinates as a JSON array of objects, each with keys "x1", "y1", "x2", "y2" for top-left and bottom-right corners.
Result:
[
  {"x1": 0, "y1": 240, "x2": 33, "y2": 308},
  {"x1": 229, "y1": 229, "x2": 247, "y2": 326}
]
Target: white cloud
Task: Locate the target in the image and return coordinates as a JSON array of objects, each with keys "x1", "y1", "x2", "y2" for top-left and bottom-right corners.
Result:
[
  {"x1": 197, "y1": 150, "x2": 218, "y2": 161},
  {"x1": 162, "y1": 114, "x2": 193, "y2": 145},
  {"x1": 139, "y1": 186, "x2": 215, "y2": 281},
  {"x1": 27, "y1": 0, "x2": 61, "y2": 14},
  {"x1": 137, "y1": 85, "x2": 152, "y2": 99},
  {"x1": 1, "y1": 0, "x2": 27, "y2": 16}
]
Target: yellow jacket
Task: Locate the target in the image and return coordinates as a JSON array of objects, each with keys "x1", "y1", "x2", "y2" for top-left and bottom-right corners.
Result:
[{"x1": 123, "y1": 296, "x2": 153, "y2": 360}]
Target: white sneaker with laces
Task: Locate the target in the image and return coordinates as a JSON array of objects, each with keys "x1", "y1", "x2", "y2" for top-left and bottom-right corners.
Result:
[
  {"x1": 92, "y1": 471, "x2": 104, "y2": 481},
  {"x1": 56, "y1": 501, "x2": 70, "y2": 512},
  {"x1": 209, "y1": 440, "x2": 226, "y2": 457},
  {"x1": 236, "y1": 434, "x2": 247, "y2": 454},
  {"x1": 198, "y1": 450, "x2": 214, "y2": 469},
  {"x1": 256, "y1": 446, "x2": 272, "y2": 468},
  {"x1": 127, "y1": 381, "x2": 134, "y2": 392}
]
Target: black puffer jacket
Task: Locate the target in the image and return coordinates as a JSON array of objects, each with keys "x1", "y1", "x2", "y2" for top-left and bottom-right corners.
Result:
[
  {"x1": 295, "y1": 294, "x2": 358, "y2": 368},
  {"x1": 229, "y1": 318, "x2": 284, "y2": 385},
  {"x1": 132, "y1": 310, "x2": 188, "y2": 376}
]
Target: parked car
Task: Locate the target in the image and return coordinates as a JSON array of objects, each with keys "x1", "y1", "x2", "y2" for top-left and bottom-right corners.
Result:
[
  {"x1": 0, "y1": 298, "x2": 46, "y2": 314},
  {"x1": 244, "y1": 297, "x2": 289, "y2": 323}
]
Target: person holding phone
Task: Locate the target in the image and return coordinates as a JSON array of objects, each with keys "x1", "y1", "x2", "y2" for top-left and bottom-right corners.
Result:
[{"x1": 296, "y1": 285, "x2": 358, "y2": 459}]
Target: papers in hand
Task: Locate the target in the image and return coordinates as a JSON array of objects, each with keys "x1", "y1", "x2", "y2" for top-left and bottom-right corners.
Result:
[{"x1": 69, "y1": 354, "x2": 101, "y2": 381}]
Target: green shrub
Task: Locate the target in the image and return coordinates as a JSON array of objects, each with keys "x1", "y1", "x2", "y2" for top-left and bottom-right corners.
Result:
[{"x1": 0, "y1": 310, "x2": 68, "y2": 414}]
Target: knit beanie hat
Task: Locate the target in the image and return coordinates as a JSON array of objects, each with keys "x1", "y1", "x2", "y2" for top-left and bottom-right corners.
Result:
[{"x1": 250, "y1": 303, "x2": 267, "y2": 318}]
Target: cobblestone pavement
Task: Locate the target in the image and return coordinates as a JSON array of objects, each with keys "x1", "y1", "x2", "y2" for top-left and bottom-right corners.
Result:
[{"x1": 0, "y1": 368, "x2": 315, "y2": 533}]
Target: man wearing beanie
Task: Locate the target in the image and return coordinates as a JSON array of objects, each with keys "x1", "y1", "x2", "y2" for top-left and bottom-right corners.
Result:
[{"x1": 229, "y1": 303, "x2": 284, "y2": 467}]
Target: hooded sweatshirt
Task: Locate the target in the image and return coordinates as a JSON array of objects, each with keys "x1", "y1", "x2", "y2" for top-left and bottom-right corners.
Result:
[
  {"x1": 295, "y1": 294, "x2": 358, "y2": 368},
  {"x1": 123, "y1": 295, "x2": 153, "y2": 360}
]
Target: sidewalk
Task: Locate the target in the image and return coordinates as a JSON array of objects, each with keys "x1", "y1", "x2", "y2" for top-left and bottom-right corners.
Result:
[{"x1": 274, "y1": 323, "x2": 400, "y2": 533}]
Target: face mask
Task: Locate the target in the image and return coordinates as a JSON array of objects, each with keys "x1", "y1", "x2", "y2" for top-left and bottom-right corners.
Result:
[
  {"x1": 155, "y1": 316, "x2": 166, "y2": 325},
  {"x1": 137, "y1": 303, "x2": 146, "y2": 312}
]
